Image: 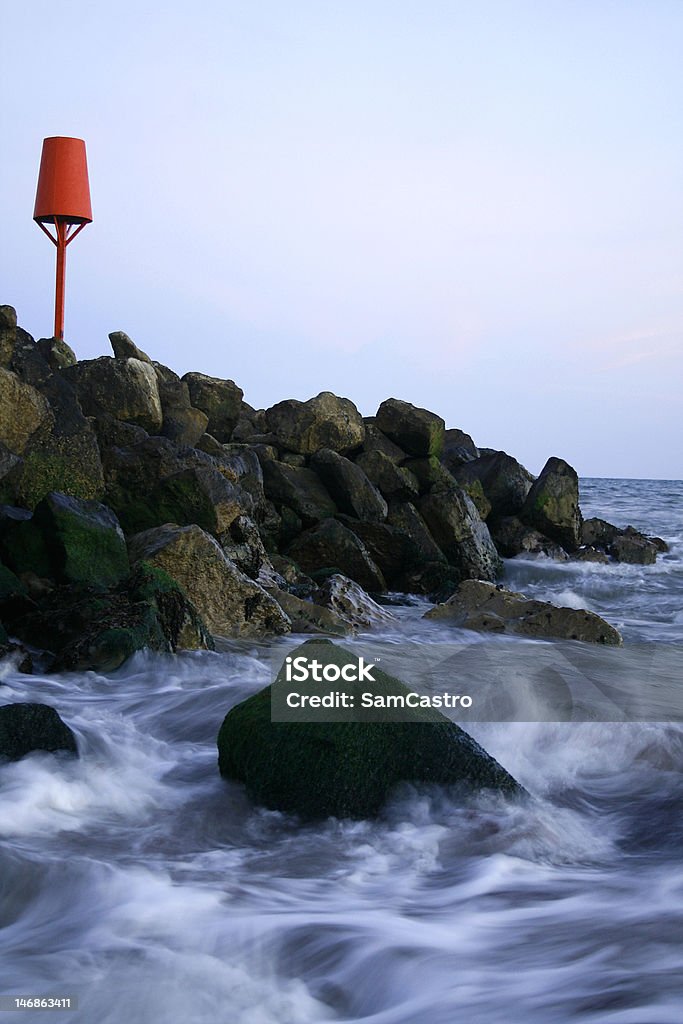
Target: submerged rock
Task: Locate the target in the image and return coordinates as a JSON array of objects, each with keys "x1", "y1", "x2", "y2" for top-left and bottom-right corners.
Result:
[
  {"x1": 217, "y1": 639, "x2": 522, "y2": 819},
  {"x1": 0, "y1": 703, "x2": 78, "y2": 761}
]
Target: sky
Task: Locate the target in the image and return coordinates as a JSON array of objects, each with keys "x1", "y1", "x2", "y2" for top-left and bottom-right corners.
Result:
[{"x1": 1, "y1": 1, "x2": 681, "y2": 478}]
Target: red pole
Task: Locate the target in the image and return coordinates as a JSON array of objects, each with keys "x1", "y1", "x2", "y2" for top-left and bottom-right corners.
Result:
[{"x1": 54, "y1": 220, "x2": 67, "y2": 339}]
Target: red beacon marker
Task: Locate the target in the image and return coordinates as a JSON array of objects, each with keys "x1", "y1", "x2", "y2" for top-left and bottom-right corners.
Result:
[{"x1": 33, "y1": 136, "x2": 92, "y2": 340}]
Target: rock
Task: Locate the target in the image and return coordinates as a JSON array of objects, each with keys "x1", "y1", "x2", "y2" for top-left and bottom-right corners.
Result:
[
  {"x1": 0, "y1": 368, "x2": 53, "y2": 454},
  {"x1": 454, "y1": 451, "x2": 534, "y2": 518},
  {"x1": 62, "y1": 356, "x2": 163, "y2": 433},
  {"x1": 265, "y1": 392, "x2": 365, "y2": 455},
  {"x1": 287, "y1": 518, "x2": 386, "y2": 593},
  {"x1": 9, "y1": 326, "x2": 52, "y2": 387},
  {"x1": 313, "y1": 574, "x2": 396, "y2": 630},
  {"x1": 337, "y1": 517, "x2": 411, "y2": 588},
  {"x1": 280, "y1": 452, "x2": 307, "y2": 467},
  {"x1": 419, "y1": 484, "x2": 502, "y2": 582},
  {"x1": 609, "y1": 527, "x2": 658, "y2": 565},
  {"x1": 262, "y1": 460, "x2": 337, "y2": 524},
  {"x1": 108, "y1": 330, "x2": 152, "y2": 363},
  {"x1": 386, "y1": 501, "x2": 447, "y2": 566},
  {"x1": 195, "y1": 433, "x2": 226, "y2": 458},
  {"x1": 128, "y1": 523, "x2": 290, "y2": 638},
  {"x1": 441, "y1": 428, "x2": 479, "y2": 471},
  {"x1": 402, "y1": 456, "x2": 456, "y2": 495},
  {"x1": 1, "y1": 492, "x2": 129, "y2": 588},
  {"x1": 0, "y1": 305, "x2": 17, "y2": 368},
  {"x1": 217, "y1": 639, "x2": 521, "y2": 819},
  {"x1": 360, "y1": 422, "x2": 407, "y2": 462},
  {"x1": 573, "y1": 546, "x2": 610, "y2": 564},
  {"x1": 0, "y1": 703, "x2": 78, "y2": 761},
  {"x1": 14, "y1": 562, "x2": 214, "y2": 671},
  {"x1": 649, "y1": 536, "x2": 669, "y2": 554},
  {"x1": 36, "y1": 336, "x2": 77, "y2": 370},
  {"x1": 157, "y1": 378, "x2": 209, "y2": 447},
  {"x1": 270, "y1": 588, "x2": 351, "y2": 636},
  {"x1": 310, "y1": 449, "x2": 387, "y2": 522},
  {"x1": 375, "y1": 398, "x2": 445, "y2": 458},
  {"x1": 459, "y1": 478, "x2": 491, "y2": 520},
  {"x1": 490, "y1": 516, "x2": 569, "y2": 561},
  {"x1": 151, "y1": 466, "x2": 251, "y2": 539},
  {"x1": 425, "y1": 580, "x2": 622, "y2": 645},
  {"x1": 182, "y1": 372, "x2": 243, "y2": 442},
  {"x1": 0, "y1": 443, "x2": 21, "y2": 485},
  {"x1": 220, "y1": 513, "x2": 271, "y2": 580},
  {"x1": 581, "y1": 518, "x2": 618, "y2": 549},
  {"x1": 520, "y1": 457, "x2": 582, "y2": 552},
  {"x1": 217, "y1": 446, "x2": 267, "y2": 516},
  {"x1": 93, "y1": 414, "x2": 149, "y2": 450},
  {"x1": 355, "y1": 449, "x2": 419, "y2": 502}
]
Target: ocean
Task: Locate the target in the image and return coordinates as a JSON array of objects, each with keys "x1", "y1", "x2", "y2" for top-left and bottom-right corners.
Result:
[{"x1": 1, "y1": 478, "x2": 682, "y2": 1024}]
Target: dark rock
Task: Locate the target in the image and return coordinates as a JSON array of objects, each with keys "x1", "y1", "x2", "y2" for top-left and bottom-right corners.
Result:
[
  {"x1": 419, "y1": 484, "x2": 502, "y2": 582},
  {"x1": 109, "y1": 330, "x2": 152, "y2": 363},
  {"x1": 62, "y1": 356, "x2": 163, "y2": 433},
  {"x1": 520, "y1": 457, "x2": 582, "y2": 552},
  {"x1": 157, "y1": 378, "x2": 209, "y2": 447},
  {"x1": 490, "y1": 516, "x2": 569, "y2": 561},
  {"x1": 354, "y1": 449, "x2": 419, "y2": 502},
  {"x1": 0, "y1": 305, "x2": 17, "y2": 368},
  {"x1": 573, "y1": 546, "x2": 610, "y2": 564},
  {"x1": 182, "y1": 372, "x2": 243, "y2": 442},
  {"x1": 0, "y1": 703, "x2": 77, "y2": 761},
  {"x1": 287, "y1": 518, "x2": 386, "y2": 593},
  {"x1": 336, "y1": 517, "x2": 411, "y2": 588},
  {"x1": 609, "y1": 527, "x2": 658, "y2": 565},
  {"x1": 425, "y1": 580, "x2": 622, "y2": 645},
  {"x1": 402, "y1": 456, "x2": 455, "y2": 495},
  {"x1": 0, "y1": 368, "x2": 53, "y2": 454},
  {"x1": 375, "y1": 398, "x2": 445, "y2": 458},
  {"x1": 459, "y1": 478, "x2": 491, "y2": 520},
  {"x1": 269, "y1": 588, "x2": 351, "y2": 636},
  {"x1": 360, "y1": 422, "x2": 407, "y2": 462},
  {"x1": 217, "y1": 639, "x2": 521, "y2": 819},
  {"x1": 581, "y1": 518, "x2": 618, "y2": 549},
  {"x1": 313, "y1": 574, "x2": 395, "y2": 630},
  {"x1": 262, "y1": 460, "x2": 337, "y2": 525},
  {"x1": 217, "y1": 446, "x2": 267, "y2": 517},
  {"x1": 310, "y1": 449, "x2": 387, "y2": 522},
  {"x1": 280, "y1": 452, "x2": 307, "y2": 467},
  {"x1": 93, "y1": 414, "x2": 149, "y2": 450},
  {"x1": 386, "y1": 501, "x2": 447, "y2": 566},
  {"x1": 36, "y1": 336, "x2": 77, "y2": 370},
  {"x1": 195, "y1": 433, "x2": 226, "y2": 458},
  {"x1": 220, "y1": 514, "x2": 270, "y2": 580},
  {"x1": 9, "y1": 327, "x2": 52, "y2": 387},
  {"x1": 453, "y1": 451, "x2": 534, "y2": 518},
  {"x1": 441, "y1": 428, "x2": 479, "y2": 471},
  {"x1": 265, "y1": 392, "x2": 365, "y2": 455}
]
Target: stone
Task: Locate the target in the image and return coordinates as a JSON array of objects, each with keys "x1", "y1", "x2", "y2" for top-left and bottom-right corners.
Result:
[
  {"x1": 459, "y1": 478, "x2": 491, "y2": 520},
  {"x1": 0, "y1": 305, "x2": 17, "y2": 368},
  {"x1": 265, "y1": 392, "x2": 365, "y2": 455},
  {"x1": 520, "y1": 457, "x2": 582, "y2": 552},
  {"x1": 182, "y1": 372, "x2": 243, "y2": 442},
  {"x1": 62, "y1": 356, "x2": 163, "y2": 433},
  {"x1": 9, "y1": 327, "x2": 51, "y2": 388},
  {"x1": 217, "y1": 446, "x2": 267, "y2": 516},
  {"x1": 402, "y1": 456, "x2": 456, "y2": 495},
  {"x1": 128, "y1": 523, "x2": 291, "y2": 638},
  {"x1": 573, "y1": 546, "x2": 610, "y2": 564},
  {"x1": 354, "y1": 449, "x2": 419, "y2": 502},
  {"x1": 310, "y1": 449, "x2": 387, "y2": 522},
  {"x1": 36, "y1": 336, "x2": 77, "y2": 370},
  {"x1": 386, "y1": 501, "x2": 447, "y2": 566},
  {"x1": 375, "y1": 398, "x2": 445, "y2": 458},
  {"x1": 454, "y1": 451, "x2": 534, "y2": 518},
  {"x1": 262, "y1": 460, "x2": 337, "y2": 525},
  {"x1": 93, "y1": 414, "x2": 149, "y2": 450},
  {"x1": 195, "y1": 433, "x2": 226, "y2": 458},
  {"x1": 1, "y1": 492, "x2": 129, "y2": 588},
  {"x1": 220, "y1": 514, "x2": 271, "y2": 580},
  {"x1": 609, "y1": 528, "x2": 658, "y2": 565},
  {"x1": 425, "y1": 580, "x2": 622, "y2": 645},
  {"x1": 360, "y1": 422, "x2": 407, "y2": 462},
  {"x1": 270, "y1": 588, "x2": 351, "y2": 636},
  {"x1": 0, "y1": 703, "x2": 78, "y2": 761},
  {"x1": 441, "y1": 428, "x2": 479, "y2": 471},
  {"x1": 581, "y1": 518, "x2": 618, "y2": 549},
  {"x1": 336, "y1": 518, "x2": 412, "y2": 588},
  {"x1": 0, "y1": 368, "x2": 53, "y2": 454},
  {"x1": 490, "y1": 516, "x2": 569, "y2": 561},
  {"x1": 419, "y1": 484, "x2": 502, "y2": 582},
  {"x1": 313, "y1": 574, "x2": 396, "y2": 630},
  {"x1": 217, "y1": 639, "x2": 521, "y2": 819},
  {"x1": 287, "y1": 518, "x2": 386, "y2": 593},
  {"x1": 108, "y1": 330, "x2": 152, "y2": 363},
  {"x1": 158, "y1": 378, "x2": 209, "y2": 446}
]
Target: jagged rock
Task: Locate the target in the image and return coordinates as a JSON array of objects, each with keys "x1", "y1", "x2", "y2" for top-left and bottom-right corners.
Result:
[
  {"x1": 265, "y1": 392, "x2": 365, "y2": 455},
  {"x1": 195, "y1": 433, "x2": 225, "y2": 457},
  {"x1": 310, "y1": 449, "x2": 387, "y2": 522},
  {"x1": 93, "y1": 414, "x2": 149, "y2": 450},
  {"x1": 269, "y1": 555, "x2": 316, "y2": 594},
  {"x1": 36, "y1": 337, "x2": 77, "y2": 370},
  {"x1": 375, "y1": 398, "x2": 445, "y2": 458},
  {"x1": 157, "y1": 377, "x2": 209, "y2": 446},
  {"x1": 0, "y1": 703, "x2": 78, "y2": 761},
  {"x1": 419, "y1": 484, "x2": 502, "y2": 582},
  {"x1": 425, "y1": 580, "x2": 622, "y2": 645},
  {"x1": 128, "y1": 523, "x2": 290, "y2": 638},
  {"x1": 220, "y1": 513, "x2": 271, "y2": 580},
  {"x1": 336, "y1": 518, "x2": 411, "y2": 588},
  {"x1": 0, "y1": 368, "x2": 53, "y2": 454},
  {"x1": 459, "y1": 478, "x2": 491, "y2": 520},
  {"x1": 270, "y1": 588, "x2": 351, "y2": 636},
  {"x1": 279, "y1": 452, "x2": 305, "y2": 467},
  {"x1": 182, "y1": 372, "x2": 243, "y2": 442},
  {"x1": 582, "y1": 517, "x2": 618, "y2": 548},
  {"x1": 355, "y1": 449, "x2": 419, "y2": 502},
  {"x1": 520, "y1": 457, "x2": 582, "y2": 552},
  {"x1": 453, "y1": 451, "x2": 534, "y2": 517},
  {"x1": 287, "y1": 518, "x2": 386, "y2": 592},
  {"x1": 386, "y1": 501, "x2": 446, "y2": 565},
  {"x1": 610, "y1": 527, "x2": 658, "y2": 565},
  {"x1": 441, "y1": 428, "x2": 479, "y2": 471},
  {"x1": 313, "y1": 574, "x2": 395, "y2": 630},
  {"x1": 402, "y1": 456, "x2": 455, "y2": 495},
  {"x1": 9, "y1": 327, "x2": 52, "y2": 387},
  {"x1": 108, "y1": 330, "x2": 152, "y2": 363},
  {"x1": 360, "y1": 422, "x2": 407, "y2": 462},
  {"x1": 1, "y1": 492, "x2": 129, "y2": 588},
  {"x1": 217, "y1": 639, "x2": 522, "y2": 819},
  {"x1": 490, "y1": 516, "x2": 569, "y2": 561},
  {"x1": 0, "y1": 306, "x2": 17, "y2": 368},
  {"x1": 62, "y1": 356, "x2": 163, "y2": 433},
  {"x1": 262, "y1": 460, "x2": 337, "y2": 524},
  {"x1": 217, "y1": 446, "x2": 267, "y2": 516}
]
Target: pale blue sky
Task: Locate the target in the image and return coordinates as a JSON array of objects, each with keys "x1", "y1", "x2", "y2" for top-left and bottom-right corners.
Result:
[{"x1": 2, "y1": 1, "x2": 681, "y2": 477}]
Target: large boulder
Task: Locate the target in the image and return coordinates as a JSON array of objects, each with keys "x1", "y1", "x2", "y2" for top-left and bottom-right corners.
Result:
[
  {"x1": 128, "y1": 523, "x2": 290, "y2": 638},
  {"x1": 217, "y1": 639, "x2": 522, "y2": 819},
  {"x1": 609, "y1": 527, "x2": 658, "y2": 566},
  {"x1": 310, "y1": 449, "x2": 387, "y2": 522},
  {"x1": 0, "y1": 368, "x2": 53, "y2": 454},
  {"x1": 108, "y1": 330, "x2": 152, "y2": 363},
  {"x1": 1, "y1": 492, "x2": 129, "y2": 588},
  {"x1": 453, "y1": 451, "x2": 534, "y2": 518},
  {"x1": 287, "y1": 518, "x2": 386, "y2": 592},
  {"x1": 181, "y1": 372, "x2": 243, "y2": 442},
  {"x1": 62, "y1": 356, "x2": 163, "y2": 433},
  {"x1": 0, "y1": 703, "x2": 78, "y2": 761},
  {"x1": 375, "y1": 398, "x2": 445, "y2": 458},
  {"x1": 360, "y1": 422, "x2": 407, "y2": 462},
  {"x1": 441, "y1": 428, "x2": 479, "y2": 471},
  {"x1": 425, "y1": 580, "x2": 622, "y2": 645},
  {"x1": 262, "y1": 460, "x2": 337, "y2": 524},
  {"x1": 489, "y1": 516, "x2": 569, "y2": 561},
  {"x1": 355, "y1": 449, "x2": 419, "y2": 502},
  {"x1": 157, "y1": 377, "x2": 209, "y2": 447},
  {"x1": 36, "y1": 336, "x2": 77, "y2": 371},
  {"x1": 520, "y1": 457, "x2": 582, "y2": 552},
  {"x1": 264, "y1": 392, "x2": 365, "y2": 455},
  {"x1": 337, "y1": 518, "x2": 413, "y2": 588},
  {"x1": 0, "y1": 306, "x2": 17, "y2": 368},
  {"x1": 269, "y1": 588, "x2": 351, "y2": 637},
  {"x1": 419, "y1": 484, "x2": 502, "y2": 582}
]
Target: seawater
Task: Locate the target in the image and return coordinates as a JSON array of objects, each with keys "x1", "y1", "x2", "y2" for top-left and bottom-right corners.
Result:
[{"x1": 1, "y1": 479, "x2": 682, "y2": 1024}]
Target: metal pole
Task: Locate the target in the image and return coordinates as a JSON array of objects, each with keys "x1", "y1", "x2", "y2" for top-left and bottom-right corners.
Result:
[{"x1": 54, "y1": 219, "x2": 67, "y2": 339}]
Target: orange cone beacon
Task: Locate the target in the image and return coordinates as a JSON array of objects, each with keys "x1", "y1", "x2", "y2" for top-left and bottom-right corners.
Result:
[{"x1": 33, "y1": 137, "x2": 92, "y2": 339}]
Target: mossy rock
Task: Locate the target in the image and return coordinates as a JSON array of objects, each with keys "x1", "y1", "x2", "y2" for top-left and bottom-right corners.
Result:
[
  {"x1": 0, "y1": 702, "x2": 78, "y2": 761},
  {"x1": 218, "y1": 639, "x2": 522, "y2": 819}
]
